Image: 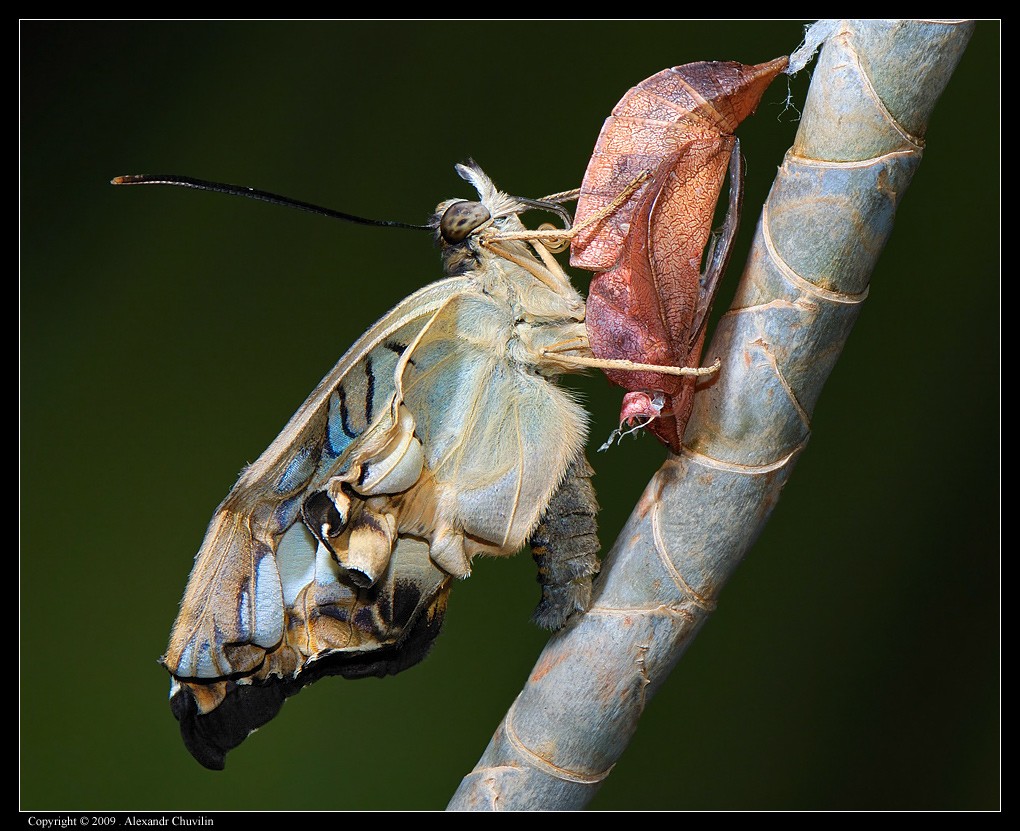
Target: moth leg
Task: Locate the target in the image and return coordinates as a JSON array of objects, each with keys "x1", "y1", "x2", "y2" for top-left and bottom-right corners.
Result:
[
  {"x1": 537, "y1": 186, "x2": 581, "y2": 204},
  {"x1": 694, "y1": 139, "x2": 744, "y2": 338},
  {"x1": 542, "y1": 335, "x2": 589, "y2": 355},
  {"x1": 549, "y1": 353, "x2": 722, "y2": 377},
  {"x1": 484, "y1": 170, "x2": 651, "y2": 248},
  {"x1": 528, "y1": 448, "x2": 600, "y2": 630}
]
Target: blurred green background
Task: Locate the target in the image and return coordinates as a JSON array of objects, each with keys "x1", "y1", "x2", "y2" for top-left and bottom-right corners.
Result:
[{"x1": 21, "y1": 21, "x2": 999, "y2": 811}]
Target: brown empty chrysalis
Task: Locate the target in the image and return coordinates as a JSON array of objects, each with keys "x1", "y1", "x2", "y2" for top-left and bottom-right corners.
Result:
[{"x1": 571, "y1": 57, "x2": 789, "y2": 452}]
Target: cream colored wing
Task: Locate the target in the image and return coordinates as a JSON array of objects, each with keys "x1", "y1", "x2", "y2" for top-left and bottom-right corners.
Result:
[
  {"x1": 394, "y1": 290, "x2": 589, "y2": 573},
  {"x1": 163, "y1": 277, "x2": 471, "y2": 688}
]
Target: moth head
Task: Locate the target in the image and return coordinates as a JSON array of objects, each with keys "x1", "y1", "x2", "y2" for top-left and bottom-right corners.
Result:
[
  {"x1": 432, "y1": 161, "x2": 538, "y2": 275},
  {"x1": 432, "y1": 198, "x2": 488, "y2": 276},
  {"x1": 438, "y1": 200, "x2": 491, "y2": 244}
]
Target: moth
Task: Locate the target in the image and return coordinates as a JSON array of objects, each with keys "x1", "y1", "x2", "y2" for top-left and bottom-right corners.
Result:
[{"x1": 116, "y1": 161, "x2": 688, "y2": 769}]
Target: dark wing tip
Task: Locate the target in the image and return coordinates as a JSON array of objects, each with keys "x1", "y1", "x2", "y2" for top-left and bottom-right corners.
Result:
[{"x1": 170, "y1": 682, "x2": 286, "y2": 771}]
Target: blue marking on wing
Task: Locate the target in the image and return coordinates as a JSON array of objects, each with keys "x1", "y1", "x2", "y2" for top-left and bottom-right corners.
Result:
[
  {"x1": 270, "y1": 493, "x2": 304, "y2": 537},
  {"x1": 276, "y1": 441, "x2": 319, "y2": 494},
  {"x1": 324, "y1": 389, "x2": 358, "y2": 459}
]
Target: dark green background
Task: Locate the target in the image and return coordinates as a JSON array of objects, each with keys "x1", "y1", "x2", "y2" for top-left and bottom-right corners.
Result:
[{"x1": 21, "y1": 21, "x2": 999, "y2": 811}]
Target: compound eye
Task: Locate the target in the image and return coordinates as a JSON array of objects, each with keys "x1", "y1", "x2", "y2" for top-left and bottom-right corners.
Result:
[{"x1": 440, "y1": 201, "x2": 490, "y2": 244}]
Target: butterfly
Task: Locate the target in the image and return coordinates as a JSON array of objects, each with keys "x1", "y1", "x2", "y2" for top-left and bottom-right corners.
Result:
[{"x1": 116, "y1": 161, "x2": 687, "y2": 769}]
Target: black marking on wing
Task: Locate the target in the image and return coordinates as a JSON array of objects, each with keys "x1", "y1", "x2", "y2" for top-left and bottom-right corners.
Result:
[
  {"x1": 364, "y1": 356, "x2": 375, "y2": 424},
  {"x1": 302, "y1": 490, "x2": 346, "y2": 544},
  {"x1": 338, "y1": 385, "x2": 357, "y2": 440},
  {"x1": 170, "y1": 681, "x2": 285, "y2": 771},
  {"x1": 385, "y1": 339, "x2": 416, "y2": 368}
]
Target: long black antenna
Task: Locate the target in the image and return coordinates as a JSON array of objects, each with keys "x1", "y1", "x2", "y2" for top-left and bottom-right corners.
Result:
[{"x1": 111, "y1": 174, "x2": 433, "y2": 232}]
